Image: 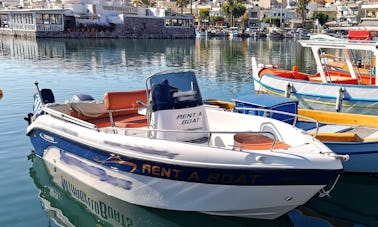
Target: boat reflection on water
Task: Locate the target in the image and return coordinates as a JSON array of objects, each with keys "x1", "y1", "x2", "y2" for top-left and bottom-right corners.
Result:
[
  {"x1": 30, "y1": 151, "x2": 378, "y2": 226},
  {"x1": 29, "y1": 152, "x2": 295, "y2": 227},
  {"x1": 297, "y1": 174, "x2": 378, "y2": 227}
]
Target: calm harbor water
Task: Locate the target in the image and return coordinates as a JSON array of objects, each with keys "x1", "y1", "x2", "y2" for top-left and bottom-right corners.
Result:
[{"x1": 0, "y1": 36, "x2": 377, "y2": 227}]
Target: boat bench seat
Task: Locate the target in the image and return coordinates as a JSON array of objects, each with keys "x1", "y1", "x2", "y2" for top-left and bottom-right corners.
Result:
[
  {"x1": 309, "y1": 75, "x2": 359, "y2": 84},
  {"x1": 233, "y1": 133, "x2": 290, "y2": 150},
  {"x1": 308, "y1": 124, "x2": 352, "y2": 133},
  {"x1": 68, "y1": 90, "x2": 148, "y2": 128},
  {"x1": 364, "y1": 131, "x2": 378, "y2": 142},
  {"x1": 103, "y1": 90, "x2": 148, "y2": 128},
  {"x1": 314, "y1": 132, "x2": 363, "y2": 142}
]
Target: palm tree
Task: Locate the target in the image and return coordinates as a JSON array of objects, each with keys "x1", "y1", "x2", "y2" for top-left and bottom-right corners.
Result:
[
  {"x1": 198, "y1": 8, "x2": 210, "y2": 27},
  {"x1": 222, "y1": 0, "x2": 246, "y2": 27},
  {"x1": 137, "y1": 0, "x2": 157, "y2": 16},
  {"x1": 176, "y1": 0, "x2": 190, "y2": 14},
  {"x1": 222, "y1": 0, "x2": 237, "y2": 27},
  {"x1": 137, "y1": 0, "x2": 156, "y2": 7},
  {"x1": 296, "y1": 0, "x2": 309, "y2": 26}
]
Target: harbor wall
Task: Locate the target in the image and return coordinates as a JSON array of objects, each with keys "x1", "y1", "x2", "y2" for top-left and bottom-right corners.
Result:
[{"x1": 0, "y1": 16, "x2": 195, "y2": 39}]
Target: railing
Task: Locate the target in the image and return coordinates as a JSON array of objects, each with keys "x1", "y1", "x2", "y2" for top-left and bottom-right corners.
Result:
[
  {"x1": 40, "y1": 105, "x2": 280, "y2": 150},
  {"x1": 233, "y1": 106, "x2": 320, "y2": 137},
  {"x1": 36, "y1": 24, "x2": 64, "y2": 31},
  {"x1": 12, "y1": 24, "x2": 36, "y2": 31},
  {"x1": 41, "y1": 106, "x2": 98, "y2": 130},
  {"x1": 113, "y1": 127, "x2": 279, "y2": 150},
  {"x1": 39, "y1": 101, "x2": 322, "y2": 150}
]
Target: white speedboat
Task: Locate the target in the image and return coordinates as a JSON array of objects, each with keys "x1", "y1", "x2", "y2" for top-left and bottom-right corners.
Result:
[{"x1": 26, "y1": 69, "x2": 345, "y2": 220}]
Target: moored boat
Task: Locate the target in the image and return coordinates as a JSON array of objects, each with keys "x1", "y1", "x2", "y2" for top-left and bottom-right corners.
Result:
[
  {"x1": 252, "y1": 39, "x2": 378, "y2": 115},
  {"x1": 207, "y1": 93, "x2": 378, "y2": 174},
  {"x1": 25, "y1": 69, "x2": 345, "y2": 220}
]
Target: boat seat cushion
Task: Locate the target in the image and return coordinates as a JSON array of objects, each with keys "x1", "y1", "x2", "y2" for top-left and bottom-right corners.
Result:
[
  {"x1": 233, "y1": 133, "x2": 290, "y2": 150},
  {"x1": 80, "y1": 111, "x2": 148, "y2": 128},
  {"x1": 104, "y1": 90, "x2": 147, "y2": 111},
  {"x1": 103, "y1": 90, "x2": 148, "y2": 128},
  {"x1": 113, "y1": 114, "x2": 148, "y2": 128}
]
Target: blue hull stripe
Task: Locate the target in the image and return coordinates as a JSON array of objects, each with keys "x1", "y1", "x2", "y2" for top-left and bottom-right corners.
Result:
[
  {"x1": 29, "y1": 129, "x2": 341, "y2": 186},
  {"x1": 255, "y1": 76, "x2": 378, "y2": 103}
]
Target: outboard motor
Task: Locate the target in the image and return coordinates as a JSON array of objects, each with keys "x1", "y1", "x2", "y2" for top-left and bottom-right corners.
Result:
[
  {"x1": 40, "y1": 89, "x2": 55, "y2": 104},
  {"x1": 72, "y1": 94, "x2": 95, "y2": 102}
]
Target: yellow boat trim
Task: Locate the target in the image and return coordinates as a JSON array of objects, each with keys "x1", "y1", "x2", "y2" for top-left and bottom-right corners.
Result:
[
  {"x1": 299, "y1": 108, "x2": 378, "y2": 127},
  {"x1": 205, "y1": 99, "x2": 235, "y2": 110}
]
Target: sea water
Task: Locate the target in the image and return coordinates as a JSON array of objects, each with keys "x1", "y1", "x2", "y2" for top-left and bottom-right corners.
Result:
[{"x1": 0, "y1": 36, "x2": 376, "y2": 227}]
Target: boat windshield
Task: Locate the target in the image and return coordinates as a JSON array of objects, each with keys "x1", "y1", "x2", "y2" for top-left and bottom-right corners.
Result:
[{"x1": 146, "y1": 70, "x2": 203, "y2": 111}]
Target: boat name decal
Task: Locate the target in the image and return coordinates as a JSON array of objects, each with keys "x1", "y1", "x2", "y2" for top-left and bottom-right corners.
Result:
[
  {"x1": 176, "y1": 111, "x2": 202, "y2": 125},
  {"x1": 39, "y1": 133, "x2": 57, "y2": 144},
  {"x1": 93, "y1": 155, "x2": 266, "y2": 184},
  {"x1": 61, "y1": 177, "x2": 133, "y2": 226},
  {"x1": 141, "y1": 163, "x2": 263, "y2": 184}
]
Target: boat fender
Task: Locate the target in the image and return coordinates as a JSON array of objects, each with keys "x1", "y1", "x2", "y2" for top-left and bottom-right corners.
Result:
[
  {"x1": 335, "y1": 87, "x2": 344, "y2": 112},
  {"x1": 285, "y1": 83, "x2": 292, "y2": 98},
  {"x1": 255, "y1": 155, "x2": 265, "y2": 163}
]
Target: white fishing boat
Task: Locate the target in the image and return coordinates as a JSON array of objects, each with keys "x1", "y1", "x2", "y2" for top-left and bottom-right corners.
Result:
[
  {"x1": 25, "y1": 69, "x2": 345, "y2": 220},
  {"x1": 252, "y1": 39, "x2": 378, "y2": 115}
]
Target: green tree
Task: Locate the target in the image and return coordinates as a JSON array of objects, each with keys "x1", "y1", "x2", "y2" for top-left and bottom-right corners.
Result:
[
  {"x1": 199, "y1": 8, "x2": 210, "y2": 26},
  {"x1": 210, "y1": 16, "x2": 225, "y2": 26},
  {"x1": 313, "y1": 11, "x2": 328, "y2": 26},
  {"x1": 222, "y1": 0, "x2": 246, "y2": 27},
  {"x1": 176, "y1": 0, "x2": 190, "y2": 14},
  {"x1": 263, "y1": 17, "x2": 281, "y2": 27}
]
